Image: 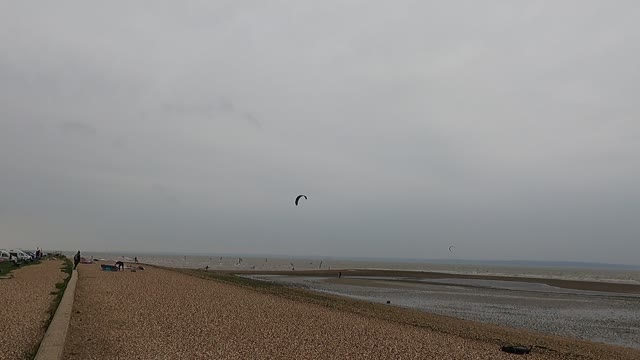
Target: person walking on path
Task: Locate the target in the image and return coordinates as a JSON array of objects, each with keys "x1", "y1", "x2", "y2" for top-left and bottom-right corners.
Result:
[{"x1": 73, "y1": 251, "x2": 81, "y2": 270}]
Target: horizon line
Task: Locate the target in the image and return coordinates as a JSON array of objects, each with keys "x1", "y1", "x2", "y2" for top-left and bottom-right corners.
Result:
[{"x1": 49, "y1": 249, "x2": 640, "y2": 268}]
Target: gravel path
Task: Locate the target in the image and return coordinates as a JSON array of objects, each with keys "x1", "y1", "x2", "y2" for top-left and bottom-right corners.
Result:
[
  {"x1": 0, "y1": 260, "x2": 66, "y2": 360},
  {"x1": 62, "y1": 264, "x2": 638, "y2": 360}
]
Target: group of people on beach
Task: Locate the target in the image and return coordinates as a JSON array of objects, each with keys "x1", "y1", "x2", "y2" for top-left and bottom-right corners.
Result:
[{"x1": 73, "y1": 251, "x2": 139, "y2": 271}]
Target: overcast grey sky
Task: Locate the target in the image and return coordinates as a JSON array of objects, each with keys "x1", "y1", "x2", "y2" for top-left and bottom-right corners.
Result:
[{"x1": 1, "y1": 1, "x2": 639, "y2": 264}]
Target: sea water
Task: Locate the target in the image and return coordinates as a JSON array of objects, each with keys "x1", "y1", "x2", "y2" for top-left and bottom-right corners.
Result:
[{"x1": 65, "y1": 251, "x2": 640, "y2": 284}]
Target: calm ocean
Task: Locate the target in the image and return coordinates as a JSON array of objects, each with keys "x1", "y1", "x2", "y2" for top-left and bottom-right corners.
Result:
[{"x1": 67, "y1": 251, "x2": 640, "y2": 284}]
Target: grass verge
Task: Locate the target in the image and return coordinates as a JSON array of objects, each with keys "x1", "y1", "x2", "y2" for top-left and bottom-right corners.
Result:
[
  {"x1": 0, "y1": 260, "x2": 41, "y2": 278},
  {"x1": 48, "y1": 258, "x2": 73, "y2": 322}
]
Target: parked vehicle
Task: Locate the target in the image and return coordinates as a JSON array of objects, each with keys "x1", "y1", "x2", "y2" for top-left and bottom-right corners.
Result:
[
  {"x1": 0, "y1": 250, "x2": 10, "y2": 261},
  {"x1": 8, "y1": 250, "x2": 31, "y2": 262}
]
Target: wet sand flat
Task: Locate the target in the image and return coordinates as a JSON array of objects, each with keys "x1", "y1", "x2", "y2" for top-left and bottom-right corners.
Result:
[
  {"x1": 62, "y1": 264, "x2": 640, "y2": 360},
  {"x1": 0, "y1": 260, "x2": 66, "y2": 360},
  {"x1": 228, "y1": 269, "x2": 640, "y2": 294}
]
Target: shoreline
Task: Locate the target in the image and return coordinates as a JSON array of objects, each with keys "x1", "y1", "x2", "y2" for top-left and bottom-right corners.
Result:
[
  {"x1": 243, "y1": 273, "x2": 640, "y2": 349},
  {"x1": 217, "y1": 268, "x2": 640, "y2": 294},
  {"x1": 173, "y1": 267, "x2": 640, "y2": 359}
]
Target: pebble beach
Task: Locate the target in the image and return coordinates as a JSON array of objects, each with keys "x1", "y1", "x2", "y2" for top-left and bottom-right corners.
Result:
[
  {"x1": 0, "y1": 260, "x2": 66, "y2": 360},
  {"x1": 62, "y1": 264, "x2": 640, "y2": 360}
]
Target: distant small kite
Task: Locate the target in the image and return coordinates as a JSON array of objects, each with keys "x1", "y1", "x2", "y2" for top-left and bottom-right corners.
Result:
[
  {"x1": 295, "y1": 195, "x2": 307, "y2": 206},
  {"x1": 449, "y1": 246, "x2": 455, "y2": 253}
]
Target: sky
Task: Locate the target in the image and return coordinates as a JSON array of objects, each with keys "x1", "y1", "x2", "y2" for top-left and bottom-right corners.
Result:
[{"x1": 1, "y1": 1, "x2": 639, "y2": 264}]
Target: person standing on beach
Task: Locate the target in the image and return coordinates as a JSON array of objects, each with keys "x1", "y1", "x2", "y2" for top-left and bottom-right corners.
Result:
[
  {"x1": 73, "y1": 251, "x2": 81, "y2": 270},
  {"x1": 339, "y1": 271, "x2": 342, "y2": 279}
]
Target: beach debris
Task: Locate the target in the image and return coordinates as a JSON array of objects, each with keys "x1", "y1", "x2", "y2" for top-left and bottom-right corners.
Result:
[
  {"x1": 501, "y1": 345, "x2": 531, "y2": 355},
  {"x1": 295, "y1": 194, "x2": 307, "y2": 206},
  {"x1": 386, "y1": 301, "x2": 391, "y2": 304},
  {"x1": 449, "y1": 246, "x2": 455, "y2": 253}
]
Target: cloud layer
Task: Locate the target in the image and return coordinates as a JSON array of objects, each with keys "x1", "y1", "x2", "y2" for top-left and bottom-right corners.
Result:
[{"x1": 1, "y1": 1, "x2": 639, "y2": 264}]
